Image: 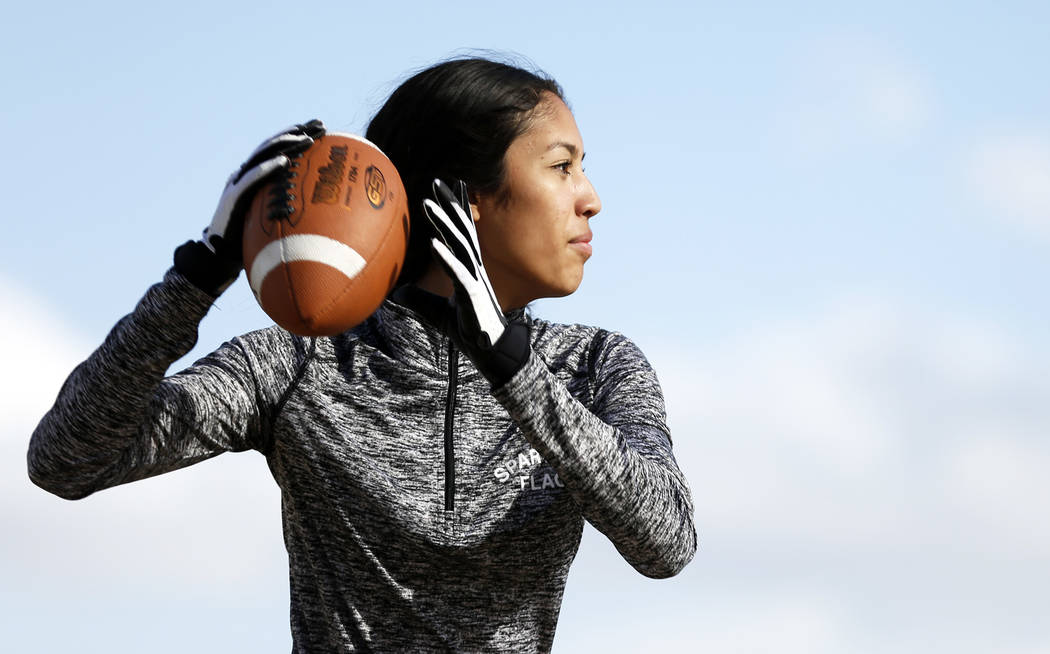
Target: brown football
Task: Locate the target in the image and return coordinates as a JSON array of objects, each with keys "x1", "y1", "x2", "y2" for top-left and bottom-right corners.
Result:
[{"x1": 242, "y1": 133, "x2": 410, "y2": 336}]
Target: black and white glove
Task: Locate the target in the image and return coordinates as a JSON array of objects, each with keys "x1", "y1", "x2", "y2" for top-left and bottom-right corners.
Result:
[
  {"x1": 174, "y1": 119, "x2": 325, "y2": 296},
  {"x1": 422, "y1": 179, "x2": 531, "y2": 387}
]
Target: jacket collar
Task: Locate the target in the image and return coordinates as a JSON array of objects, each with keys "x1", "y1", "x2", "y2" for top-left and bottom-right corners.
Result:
[
  {"x1": 372, "y1": 285, "x2": 532, "y2": 374},
  {"x1": 373, "y1": 286, "x2": 455, "y2": 372}
]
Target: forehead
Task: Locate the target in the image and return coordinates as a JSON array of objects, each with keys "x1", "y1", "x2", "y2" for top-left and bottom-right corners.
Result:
[{"x1": 512, "y1": 95, "x2": 584, "y2": 156}]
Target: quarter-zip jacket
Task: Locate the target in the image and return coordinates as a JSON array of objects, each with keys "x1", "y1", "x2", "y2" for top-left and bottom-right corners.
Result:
[{"x1": 28, "y1": 270, "x2": 697, "y2": 653}]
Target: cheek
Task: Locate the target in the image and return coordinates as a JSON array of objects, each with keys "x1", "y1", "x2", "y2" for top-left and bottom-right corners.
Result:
[
  {"x1": 477, "y1": 178, "x2": 573, "y2": 270},
  {"x1": 492, "y1": 191, "x2": 556, "y2": 251}
]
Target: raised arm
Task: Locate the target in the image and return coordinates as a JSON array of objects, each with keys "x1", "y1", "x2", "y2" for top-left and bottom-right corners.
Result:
[
  {"x1": 28, "y1": 121, "x2": 325, "y2": 500},
  {"x1": 28, "y1": 272, "x2": 270, "y2": 499}
]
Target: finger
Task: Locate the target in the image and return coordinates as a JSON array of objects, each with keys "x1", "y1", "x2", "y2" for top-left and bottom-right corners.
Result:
[
  {"x1": 430, "y1": 238, "x2": 476, "y2": 293},
  {"x1": 424, "y1": 188, "x2": 503, "y2": 316},
  {"x1": 433, "y1": 179, "x2": 483, "y2": 263},
  {"x1": 265, "y1": 119, "x2": 323, "y2": 145},
  {"x1": 456, "y1": 179, "x2": 470, "y2": 212},
  {"x1": 247, "y1": 118, "x2": 323, "y2": 161},
  {"x1": 296, "y1": 119, "x2": 326, "y2": 139},
  {"x1": 432, "y1": 179, "x2": 472, "y2": 222},
  {"x1": 423, "y1": 198, "x2": 480, "y2": 277},
  {"x1": 421, "y1": 198, "x2": 453, "y2": 249},
  {"x1": 210, "y1": 154, "x2": 291, "y2": 236},
  {"x1": 432, "y1": 179, "x2": 473, "y2": 231},
  {"x1": 245, "y1": 131, "x2": 310, "y2": 161},
  {"x1": 432, "y1": 238, "x2": 505, "y2": 341},
  {"x1": 230, "y1": 154, "x2": 290, "y2": 195},
  {"x1": 238, "y1": 133, "x2": 315, "y2": 179}
]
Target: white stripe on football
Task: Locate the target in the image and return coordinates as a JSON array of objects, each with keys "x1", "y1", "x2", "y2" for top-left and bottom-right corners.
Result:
[{"x1": 248, "y1": 233, "x2": 367, "y2": 299}]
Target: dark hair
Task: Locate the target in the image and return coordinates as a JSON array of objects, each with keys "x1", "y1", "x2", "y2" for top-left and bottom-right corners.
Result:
[{"x1": 365, "y1": 57, "x2": 564, "y2": 287}]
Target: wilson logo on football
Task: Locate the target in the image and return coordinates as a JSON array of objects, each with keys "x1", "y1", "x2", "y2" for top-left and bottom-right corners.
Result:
[{"x1": 311, "y1": 145, "x2": 348, "y2": 205}]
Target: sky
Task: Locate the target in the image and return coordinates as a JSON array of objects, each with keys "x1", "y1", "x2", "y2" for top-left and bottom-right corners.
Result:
[{"x1": 2, "y1": 0, "x2": 1049, "y2": 651}]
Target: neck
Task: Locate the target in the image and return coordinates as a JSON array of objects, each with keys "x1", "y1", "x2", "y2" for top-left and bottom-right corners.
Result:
[
  {"x1": 413, "y1": 263, "x2": 534, "y2": 312},
  {"x1": 414, "y1": 264, "x2": 455, "y2": 299}
]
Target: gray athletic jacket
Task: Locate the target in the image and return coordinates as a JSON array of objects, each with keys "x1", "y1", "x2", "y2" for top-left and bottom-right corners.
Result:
[{"x1": 28, "y1": 270, "x2": 697, "y2": 653}]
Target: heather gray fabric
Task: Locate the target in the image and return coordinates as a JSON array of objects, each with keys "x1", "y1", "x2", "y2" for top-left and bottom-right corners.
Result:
[{"x1": 28, "y1": 269, "x2": 697, "y2": 653}]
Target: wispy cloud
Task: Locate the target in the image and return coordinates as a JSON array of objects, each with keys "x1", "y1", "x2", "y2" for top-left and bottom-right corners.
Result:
[
  {"x1": 654, "y1": 297, "x2": 1050, "y2": 557},
  {"x1": 7, "y1": 278, "x2": 1049, "y2": 652},
  {"x1": 562, "y1": 296, "x2": 1050, "y2": 652},
  {"x1": 966, "y1": 132, "x2": 1050, "y2": 237},
  {"x1": 0, "y1": 276, "x2": 286, "y2": 595}
]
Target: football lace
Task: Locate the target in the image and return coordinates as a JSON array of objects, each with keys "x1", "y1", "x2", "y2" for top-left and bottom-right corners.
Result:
[{"x1": 265, "y1": 154, "x2": 301, "y2": 222}]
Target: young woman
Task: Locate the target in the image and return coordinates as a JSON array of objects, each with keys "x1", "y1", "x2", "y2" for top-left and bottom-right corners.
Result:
[{"x1": 28, "y1": 57, "x2": 696, "y2": 653}]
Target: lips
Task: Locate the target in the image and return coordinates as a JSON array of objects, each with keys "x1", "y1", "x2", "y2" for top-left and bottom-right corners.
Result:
[
  {"x1": 569, "y1": 231, "x2": 593, "y2": 257},
  {"x1": 570, "y1": 231, "x2": 592, "y2": 245}
]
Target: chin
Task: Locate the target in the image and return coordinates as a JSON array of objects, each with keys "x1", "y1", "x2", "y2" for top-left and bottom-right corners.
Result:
[
  {"x1": 545, "y1": 274, "x2": 584, "y2": 300},
  {"x1": 506, "y1": 269, "x2": 584, "y2": 307}
]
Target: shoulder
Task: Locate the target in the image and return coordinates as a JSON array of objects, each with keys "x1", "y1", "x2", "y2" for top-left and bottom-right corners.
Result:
[
  {"x1": 226, "y1": 324, "x2": 320, "y2": 382},
  {"x1": 235, "y1": 323, "x2": 308, "y2": 357},
  {"x1": 245, "y1": 316, "x2": 371, "y2": 367},
  {"x1": 529, "y1": 316, "x2": 653, "y2": 380}
]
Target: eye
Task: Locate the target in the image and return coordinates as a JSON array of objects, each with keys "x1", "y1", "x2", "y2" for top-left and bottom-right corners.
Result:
[{"x1": 553, "y1": 161, "x2": 572, "y2": 175}]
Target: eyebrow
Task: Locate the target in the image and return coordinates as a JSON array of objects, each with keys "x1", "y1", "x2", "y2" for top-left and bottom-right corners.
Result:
[{"x1": 546, "y1": 141, "x2": 585, "y2": 160}]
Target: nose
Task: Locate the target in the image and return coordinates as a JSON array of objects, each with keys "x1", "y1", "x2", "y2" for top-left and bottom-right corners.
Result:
[{"x1": 577, "y1": 174, "x2": 601, "y2": 219}]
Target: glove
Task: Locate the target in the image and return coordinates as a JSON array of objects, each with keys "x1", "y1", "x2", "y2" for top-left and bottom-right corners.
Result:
[
  {"x1": 174, "y1": 119, "x2": 326, "y2": 296},
  {"x1": 422, "y1": 179, "x2": 531, "y2": 387}
]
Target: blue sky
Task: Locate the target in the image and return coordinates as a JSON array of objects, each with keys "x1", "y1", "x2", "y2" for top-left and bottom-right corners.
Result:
[{"x1": 3, "y1": 1, "x2": 1049, "y2": 651}]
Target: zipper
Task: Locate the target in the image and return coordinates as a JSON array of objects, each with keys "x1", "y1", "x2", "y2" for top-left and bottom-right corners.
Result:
[{"x1": 442, "y1": 342, "x2": 459, "y2": 512}]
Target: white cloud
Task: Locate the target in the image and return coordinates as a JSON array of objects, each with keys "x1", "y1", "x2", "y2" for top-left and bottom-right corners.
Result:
[
  {"x1": 582, "y1": 297, "x2": 1050, "y2": 652},
  {"x1": 0, "y1": 275, "x2": 286, "y2": 594},
  {"x1": 0, "y1": 278, "x2": 92, "y2": 430},
  {"x1": 939, "y1": 436, "x2": 1050, "y2": 553},
  {"x1": 8, "y1": 275, "x2": 1050, "y2": 652},
  {"x1": 558, "y1": 587, "x2": 846, "y2": 654},
  {"x1": 966, "y1": 133, "x2": 1050, "y2": 237},
  {"x1": 682, "y1": 597, "x2": 845, "y2": 654},
  {"x1": 651, "y1": 296, "x2": 1050, "y2": 558}
]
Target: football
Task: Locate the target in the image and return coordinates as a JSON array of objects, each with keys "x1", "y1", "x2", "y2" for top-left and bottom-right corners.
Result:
[{"x1": 242, "y1": 132, "x2": 410, "y2": 336}]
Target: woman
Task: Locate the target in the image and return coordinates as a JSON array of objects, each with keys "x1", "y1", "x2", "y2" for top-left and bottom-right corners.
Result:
[{"x1": 28, "y1": 57, "x2": 696, "y2": 653}]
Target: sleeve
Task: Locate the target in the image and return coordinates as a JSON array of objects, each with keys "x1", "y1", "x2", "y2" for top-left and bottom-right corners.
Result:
[
  {"x1": 492, "y1": 331, "x2": 697, "y2": 579},
  {"x1": 26, "y1": 269, "x2": 291, "y2": 501}
]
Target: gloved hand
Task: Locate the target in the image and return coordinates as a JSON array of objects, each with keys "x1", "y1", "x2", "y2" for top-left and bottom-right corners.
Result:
[
  {"x1": 422, "y1": 179, "x2": 531, "y2": 387},
  {"x1": 174, "y1": 119, "x2": 326, "y2": 296}
]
